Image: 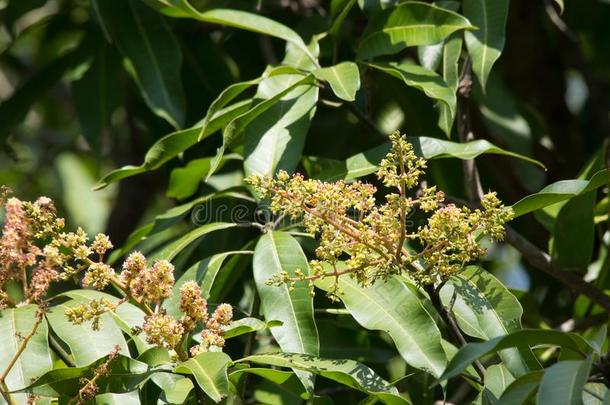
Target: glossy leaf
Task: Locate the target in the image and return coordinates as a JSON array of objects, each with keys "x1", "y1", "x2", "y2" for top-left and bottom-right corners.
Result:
[
  {"x1": 439, "y1": 266, "x2": 537, "y2": 377},
  {"x1": 174, "y1": 352, "x2": 232, "y2": 403},
  {"x1": 0, "y1": 306, "x2": 53, "y2": 403},
  {"x1": 151, "y1": 373, "x2": 194, "y2": 404},
  {"x1": 46, "y1": 300, "x2": 129, "y2": 367},
  {"x1": 463, "y1": 0, "x2": 509, "y2": 90},
  {"x1": 253, "y1": 232, "x2": 319, "y2": 391},
  {"x1": 313, "y1": 62, "x2": 360, "y2": 101},
  {"x1": 238, "y1": 353, "x2": 410, "y2": 405},
  {"x1": 511, "y1": 170, "x2": 609, "y2": 217},
  {"x1": 316, "y1": 272, "x2": 447, "y2": 377},
  {"x1": 316, "y1": 136, "x2": 545, "y2": 182},
  {"x1": 537, "y1": 357, "x2": 593, "y2": 405},
  {"x1": 92, "y1": 0, "x2": 185, "y2": 127},
  {"x1": 497, "y1": 370, "x2": 544, "y2": 405},
  {"x1": 357, "y1": 1, "x2": 473, "y2": 59},
  {"x1": 483, "y1": 364, "x2": 515, "y2": 400},
  {"x1": 438, "y1": 33, "x2": 463, "y2": 136},
  {"x1": 438, "y1": 330, "x2": 594, "y2": 382},
  {"x1": 369, "y1": 61, "x2": 456, "y2": 134},
  {"x1": 151, "y1": 222, "x2": 237, "y2": 261}
]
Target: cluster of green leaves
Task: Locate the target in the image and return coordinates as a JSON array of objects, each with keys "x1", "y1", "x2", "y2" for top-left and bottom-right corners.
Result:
[{"x1": 1, "y1": 0, "x2": 609, "y2": 404}]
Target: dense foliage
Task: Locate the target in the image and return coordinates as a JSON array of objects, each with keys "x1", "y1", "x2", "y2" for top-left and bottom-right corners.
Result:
[{"x1": 0, "y1": 0, "x2": 609, "y2": 404}]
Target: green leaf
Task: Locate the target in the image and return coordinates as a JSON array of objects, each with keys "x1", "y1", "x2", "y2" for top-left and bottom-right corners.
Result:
[
  {"x1": 238, "y1": 353, "x2": 410, "y2": 405},
  {"x1": 537, "y1": 357, "x2": 593, "y2": 405},
  {"x1": 166, "y1": 154, "x2": 241, "y2": 200},
  {"x1": 244, "y1": 75, "x2": 318, "y2": 177},
  {"x1": 357, "y1": 1, "x2": 473, "y2": 60},
  {"x1": 174, "y1": 352, "x2": 232, "y2": 403},
  {"x1": 94, "y1": 99, "x2": 251, "y2": 190},
  {"x1": 438, "y1": 33, "x2": 463, "y2": 136},
  {"x1": 511, "y1": 170, "x2": 609, "y2": 218},
  {"x1": 153, "y1": 2, "x2": 316, "y2": 64},
  {"x1": 439, "y1": 266, "x2": 538, "y2": 377},
  {"x1": 313, "y1": 62, "x2": 360, "y2": 101},
  {"x1": 253, "y1": 232, "x2": 319, "y2": 392},
  {"x1": 463, "y1": 0, "x2": 509, "y2": 90},
  {"x1": 438, "y1": 330, "x2": 594, "y2": 382},
  {"x1": 207, "y1": 74, "x2": 315, "y2": 180},
  {"x1": 0, "y1": 306, "x2": 53, "y2": 403},
  {"x1": 483, "y1": 364, "x2": 515, "y2": 401},
  {"x1": 151, "y1": 373, "x2": 194, "y2": 404},
  {"x1": 223, "y1": 317, "x2": 270, "y2": 339},
  {"x1": 316, "y1": 271, "x2": 447, "y2": 377},
  {"x1": 163, "y1": 250, "x2": 251, "y2": 318},
  {"x1": 46, "y1": 300, "x2": 129, "y2": 367},
  {"x1": 497, "y1": 370, "x2": 544, "y2": 405},
  {"x1": 416, "y1": 1, "x2": 461, "y2": 73},
  {"x1": 316, "y1": 136, "x2": 545, "y2": 182},
  {"x1": 21, "y1": 354, "x2": 156, "y2": 397},
  {"x1": 92, "y1": 0, "x2": 185, "y2": 127},
  {"x1": 151, "y1": 222, "x2": 237, "y2": 262},
  {"x1": 71, "y1": 43, "x2": 121, "y2": 151},
  {"x1": 368, "y1": 62, "x2": 456, "y2": 135}
]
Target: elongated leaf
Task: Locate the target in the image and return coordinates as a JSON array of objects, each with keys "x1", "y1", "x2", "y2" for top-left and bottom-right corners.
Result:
[
  {"x1": 244, "y1": 75, "x2": 318, "y2": 177},
  {"x1": 369, "y1": 62, "x2": 456, "y2": 134},
  {"x1": 313, "y1": 62, "x2": 360, "y2": 101},
  {"x1": 208, "y1": 74, "x2": 315, "y2": 179},
  {"x1": 71, "y1": 43, "x2": 121, "y2": 150},
  {"x1": 223, "y1": 317, "x2": 270, "y2": 339},
  {"x1": 0, "y1": 306, "x2": 53, "y2": 403},
  {"x1": 21, "y1": 354, "x2": 156, "y2": 397},
  {"x1": 537, "y1": 357, "x2": 593, "y2": 405},
  {"x1": 483, "y1": 364, "x2": 515, "y2": 400},
  {"x1": 552, "y1": 191, "x2": 596, "y2": 268},
  {"x1": 94, "y1": 100, "x2": 251, "y2": 189},
  {"x1": 438, "y1": 33, "x2": 462, "y2": 136},
  {"x1": 59, "y1": 290, "x2": 150, "y2": 354},
  {"x1": 167, "y1": 154, "x2": 241, "y2": 200},
  {"x1": 163, "y1": 250, "x2": 250, "y2": 317},
  {"x1": 238, "y1": 353, "x2": 410, "y2": 405},
  {"x1": 253, "y1": 232, "x2": 319, "y2": 392},
  {"x1": 316, "y1": 272, "x2": 447, "y2": 377},
  {"x1": 416, "y1": 1, "x2": 460, "y2": 72},
  {"x1": 151, "y1": 222, "x2": 237, "y2": 261},
  {"x1": 357, "y1": 1, "x2": 473, "y2": 59},
  {"x1": 440, "y1": 266, "x2": 537, "y2": 377},
  {"x1": 92, "y1": 0, "x2": 185, "y2": 127},
  {"x1": 316, "y1": 136, "x2": 545, "y2": 182},
  {"x1": 497, "y1": 370, "x2": 544, "y2": 405},
  {"x1": 46, "y1": 301, "x2": 129, "y2": 367},
  {"x1": 174, "y1": 352, "x2": 231, "y2": 403},
  {"x1": 511, "y1": 170, "x2": 609, "y2": 217},
  {"x1": 463, "y1": 0, "x2": 509, "y2": 90},
  {"x1": 438, "y1": 330, "x2": 594, "y2": 382}
]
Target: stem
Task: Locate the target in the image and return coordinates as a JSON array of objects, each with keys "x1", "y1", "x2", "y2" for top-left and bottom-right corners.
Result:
[
  {"x1": 0, "y1": 380, "x2": 15, "y2": 405},
  {"x1": 0, "y1": 310, "x2": 44, "y2": 384},
  {"x1": 424, "y1": 284, "x2": 486, "y2": 382}
]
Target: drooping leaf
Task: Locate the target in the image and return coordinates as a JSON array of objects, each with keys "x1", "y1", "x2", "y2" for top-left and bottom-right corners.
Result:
[
  {"x1": 439, "y1": 266, "x2": 538, "y2": 377},
  {"x1": 368, "y1": 62, "x2": 456, "y2": 134},
  {"x1": 253, "y1": 232, "x2": 319, "y2": 392},
  {"x1": 438, "y1": 330, "x2": 594, "y2": 382},
  {"x1": 150, "y1": 222, "x2": 237, "y2": 262},
  {"x1": 416, "y1": 1, "x2": 460, "y2": 73},
  {"x1": 357, "y1": 2, "x2": 473, "y2": 60},
  {"x1": 537, "y1": 357, "x2": 593, "y2": 405},
  {"x1": 313, "y1": 62, "x2": 361, "y2": 101},
  {"x1": 438, "y1": 33, "x2": 462, "y2": 136},
  {"x1": 94, "y1": 100, "x2": 251, "y2": 190},
  {"x1": 243, "y1": 75, "x2": 318, "y2": 177},
  {"x1": 463, "y1": 0, "x2": 509, "y2": 90},
  {"x1": 71, "y1": 43, "x2": 121, "y2": 151},
  {"x1": 497, "y1": 370, "x2": 544, "y2": 405},
  {"x1": 511, "y1": 170, "x2": 609, "y2": 217},
  {"x1": 92, "y1": 0, "x2": 185, "y2": 127},
  {"x1": 238, "y1": 353, "x2": 410, "y2": 405},
  {"x1": 316, "y1": 271, "x2": 447, "y2": 377},
  {"x1": 207, "y1": 74, "x2": 315, "y2": 180},
  {"x1": 316, "y1": 136, "x2": 545, "y2": 182},
  {"x1": 0, "y1": 306, "x2": 53, "y2": 403},
  {"x1": 46, "y1": 301, "x2": 129, "y2": 367},
  {"x1": 174, "y1": 352, "x2": 232, "y2": 403}
]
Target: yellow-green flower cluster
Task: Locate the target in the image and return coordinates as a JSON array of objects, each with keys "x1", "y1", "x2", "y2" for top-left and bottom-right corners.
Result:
[
  {"x1": 65, "y1": 298, "x2": 117, "y2": 331},
  {"x1": 190, "y1": 303, "x2": 233, "y2": 356},
  {"x1": 247, "y1": 132, "x2": 513, "y2": 291},
  {"x1": 118, "y1": 251, "x2": 174, "y2": 303},
  {"x1": 142, "y1": 312, "x2": 184, "y2": 350}
]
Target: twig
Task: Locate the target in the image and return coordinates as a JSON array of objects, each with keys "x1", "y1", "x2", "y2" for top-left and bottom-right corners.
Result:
[{"x1": 0, "y1": 309, "x2": 44, "y2": 384}]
